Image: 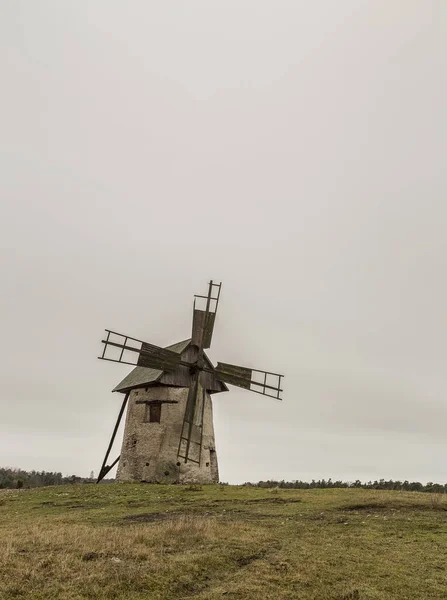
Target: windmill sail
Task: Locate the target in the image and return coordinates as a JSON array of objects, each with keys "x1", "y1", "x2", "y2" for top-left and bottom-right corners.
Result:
[
  {"x1": 99, "y1": 330, "x2": 183, "y2": 371},
  {"x1": 214, "y1": 362, "x2": 283, "y2": 400},
  {"x1": 179, "y1": 280, "x2": 222, "y2": 463},
  {"x1": 177, "y1": 372, "x2": 206, "y2": 464},
  {"x1": 191, "y1": 281, "x2": 222, "y2": 349},
  {"x1": 192, "y1": 310, "x2": 216, "y2": 349}
]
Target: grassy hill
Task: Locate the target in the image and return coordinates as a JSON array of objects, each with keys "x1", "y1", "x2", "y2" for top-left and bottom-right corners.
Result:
[{"x1": 0, "y1": 484, "x2": 446, "y2": 599}]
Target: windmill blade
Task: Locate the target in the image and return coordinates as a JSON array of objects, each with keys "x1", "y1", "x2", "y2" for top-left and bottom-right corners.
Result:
[
  {"x1": 191, "y1": 280, "x2": 222, "y2": 350},
  {"x1": 98, "y1": 330, "x2": 185, "y2": 371},
  {"x1": 177, "y1": 372, "x2": 206, "y2": 465},
  {"x1": 214, "y1": 362, "x2": 284, "y2": 400},
  {"x1": 192, "y1": 310, "x2": 216, "y2": 350}
]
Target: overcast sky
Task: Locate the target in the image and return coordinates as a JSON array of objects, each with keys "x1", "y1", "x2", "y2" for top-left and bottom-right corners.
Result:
[{"x1": 1, "y1": 1, "x2": 446, "y2": 484}]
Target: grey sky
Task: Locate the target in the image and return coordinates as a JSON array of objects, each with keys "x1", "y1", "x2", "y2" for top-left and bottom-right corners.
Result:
[{"x1": 1, "y1": 1, "x2": 446, "y2": 483}]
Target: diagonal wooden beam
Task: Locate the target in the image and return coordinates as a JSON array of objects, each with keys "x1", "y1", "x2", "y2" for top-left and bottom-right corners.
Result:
[{"x1": 96, "y1": 392, "x2": 129, "y2": 483}]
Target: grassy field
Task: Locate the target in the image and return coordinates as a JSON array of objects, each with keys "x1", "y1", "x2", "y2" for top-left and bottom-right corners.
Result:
[{"x1": 0, "y1": 484, "x2": 446, "y2": 599}]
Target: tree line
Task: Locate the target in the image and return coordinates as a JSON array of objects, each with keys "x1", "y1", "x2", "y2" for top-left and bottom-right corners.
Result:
[
  {"x1": 244, "y1": 479, "x2": 447, "y2": 493},
  {"x1": 1, "y1": 467, "x2": 446, "y2": 493},
  {"x1": 0, "y1": 467, "x2": 109, "y2": 489}
]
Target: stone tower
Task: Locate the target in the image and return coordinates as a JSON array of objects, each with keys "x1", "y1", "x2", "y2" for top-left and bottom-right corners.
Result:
[{"x1": 113, "y1": 339, "x2": 227, "y2": 484}]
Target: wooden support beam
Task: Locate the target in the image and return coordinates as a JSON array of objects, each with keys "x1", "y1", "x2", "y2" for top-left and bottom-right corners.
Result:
[{"x1": 96, "y1": 392, "x2": 129, "y2": 483}]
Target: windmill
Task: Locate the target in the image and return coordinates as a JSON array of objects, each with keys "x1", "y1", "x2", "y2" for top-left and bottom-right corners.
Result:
[{"x1": 97, "y1": 281, "x2": 284, "y2": 484}]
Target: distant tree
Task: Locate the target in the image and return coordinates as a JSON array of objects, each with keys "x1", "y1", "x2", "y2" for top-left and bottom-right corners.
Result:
[{"x1": 243, "y1": 478, "x2": 446, "y2": 494}]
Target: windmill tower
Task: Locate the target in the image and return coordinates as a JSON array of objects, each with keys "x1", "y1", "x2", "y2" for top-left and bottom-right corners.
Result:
[{"x1": 97, "y1": 281, "x2": 283, "y2": 484}]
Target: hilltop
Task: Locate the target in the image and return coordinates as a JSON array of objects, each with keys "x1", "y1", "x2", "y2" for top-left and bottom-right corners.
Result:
[{"x1": 0, "y1": 483, "x2": 446, "y2": 599}]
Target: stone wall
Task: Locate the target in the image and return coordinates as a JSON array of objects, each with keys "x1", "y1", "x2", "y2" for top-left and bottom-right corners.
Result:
[{"x1": 116, "y1": 384, "x2": 219, "y2": 484}]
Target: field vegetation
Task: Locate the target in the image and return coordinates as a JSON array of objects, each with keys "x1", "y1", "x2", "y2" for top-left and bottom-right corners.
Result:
[{"x1": 0, "y1": 483, "x2": 446, "y2": 599}]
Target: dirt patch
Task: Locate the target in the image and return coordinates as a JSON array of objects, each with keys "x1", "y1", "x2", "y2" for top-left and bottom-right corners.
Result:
[
  {"x1": 124, "y1": 512, "x2": 171, "y2": 523},
  {"x1": 82, "y1": 552, "x2": 102, "y2": 561},
  {"x1": 244, "y1": 497, "x2": 301, "y2": 504},
  {"x1": 218, "y1": 510, "x2": 285, "y2": 521},
  {"x1": 35, "y1": 501, "x2": 90, "y2": 509},
  {"x1": 235, "y1": 551, "x2": 266, "y2": 567},
  {"x1": 342, "y1": 503, "x2": 390, "y2": 512},
  {"x1": 341, "y1": 502, "x2": 447, "y2": 512},
  {"x1": 123, "y1": 511, "x2": 190, "y2": 523}
]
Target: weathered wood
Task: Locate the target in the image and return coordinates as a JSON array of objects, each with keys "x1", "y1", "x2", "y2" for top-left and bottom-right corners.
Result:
[
  {"x1": 214, "y1": 362, "x2": 284, "y2": 399},
  {"x1": 158, "y1": 344, "x2": 227, "y2": 393},
  {"x1": 192, "y1": 309, "x2": 216, "y2": 349},
  {"x1": 101, "y1": 338, "x2": 179, "y2": 371},
  {"x1": 96, "y1": 393, "x2": 129, "y2": 483},
  {"x1": 135, "y1": 399, "x2": 178, "y2": 405}
]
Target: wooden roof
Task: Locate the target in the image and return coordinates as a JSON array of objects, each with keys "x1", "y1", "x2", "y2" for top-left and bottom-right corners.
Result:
[{"x1": 112, "y1": 339, "x2": 228, "y2": 395}]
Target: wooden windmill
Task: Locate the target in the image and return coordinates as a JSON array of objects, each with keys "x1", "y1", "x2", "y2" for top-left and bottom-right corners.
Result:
[{"x1": 97, "y1": 281, "x2": 283, "y2": 484}]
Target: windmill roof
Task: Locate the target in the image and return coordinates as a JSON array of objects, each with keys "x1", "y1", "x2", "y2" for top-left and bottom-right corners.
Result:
[{"x1": 112, "y1": 339, "x2": 192, "y2": 393}]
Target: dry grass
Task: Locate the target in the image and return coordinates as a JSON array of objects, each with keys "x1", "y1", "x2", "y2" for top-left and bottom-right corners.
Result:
[
  {"x1": 429, "y1": 492, "x2": 446, "y2": 510},
  {"x1": 0, "y1": 509, "x2": 268, "y2": 600},
  {"x1": 1, "y1": 485, "x2": 447, "y2": 599}
]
